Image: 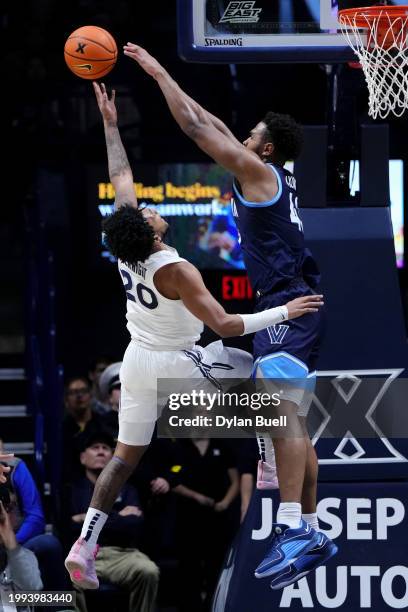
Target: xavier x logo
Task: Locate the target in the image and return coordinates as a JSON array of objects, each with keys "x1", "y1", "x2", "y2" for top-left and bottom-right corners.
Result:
[
  {"x1": 309, "y1": 369, "x2": 407, "y2": 464},
  {"x1": 76, "y1": 42, "x2": 87, "y2": 54},
  {"x1": 267, "y1": 324, "x2": 289, "y2": 345}
]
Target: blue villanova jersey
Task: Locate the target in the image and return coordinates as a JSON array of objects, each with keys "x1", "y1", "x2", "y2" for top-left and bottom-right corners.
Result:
[{"x1": 231, "y1": 163, "x2": 319, "y2": 295}]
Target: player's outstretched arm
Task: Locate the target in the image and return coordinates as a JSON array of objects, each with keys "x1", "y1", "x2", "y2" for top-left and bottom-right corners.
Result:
[
  {"x1": 123, "y1": 44, "x2": 268, "y2": 187},
  {"x1": 93, "y1": 82, "x2": 137, "y2": 209},
  {"x1": 171, "y1": 262, "x2": 323, "y2": 338},
  {"x1": 123, "y1": 43, "x2": 240, "y2": 143}
]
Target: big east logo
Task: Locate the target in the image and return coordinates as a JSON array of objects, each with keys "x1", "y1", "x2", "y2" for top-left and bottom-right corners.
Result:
[{"x1": 219, "y1": 1, "x2": 262, "y2": 24}]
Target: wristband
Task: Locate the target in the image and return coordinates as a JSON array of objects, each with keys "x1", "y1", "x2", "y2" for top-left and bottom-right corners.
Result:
[{"x1": 239, "y1": 305, "x2": 288, "y2": 336}]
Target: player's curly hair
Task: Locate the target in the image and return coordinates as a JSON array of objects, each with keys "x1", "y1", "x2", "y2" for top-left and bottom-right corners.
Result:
[
  {"x1": 262, "y1": 112, "x2": 304, "y2": 164},
  {"x1": 102, "y1": 205, "x2": 155, "y2": 266}
]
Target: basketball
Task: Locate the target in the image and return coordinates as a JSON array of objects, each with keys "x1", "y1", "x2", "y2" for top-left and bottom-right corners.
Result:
[{"x1": 64, "y1": 26, "x2": 117, "y2": 80}]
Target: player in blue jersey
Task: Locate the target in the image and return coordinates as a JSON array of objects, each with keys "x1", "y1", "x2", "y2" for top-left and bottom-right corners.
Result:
[{"x1": 124, "y1": 44, "x2": 338, "y2": 588}]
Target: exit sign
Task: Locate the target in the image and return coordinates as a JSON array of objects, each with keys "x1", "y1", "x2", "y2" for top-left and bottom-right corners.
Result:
[{"x1": 222, "y1": 275, "x2": 253, "y2": 300}]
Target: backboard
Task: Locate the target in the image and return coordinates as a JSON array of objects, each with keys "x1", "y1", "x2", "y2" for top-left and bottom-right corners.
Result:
[{"x1": 177, "y1": 1, "x2": 407, "y2": 63}]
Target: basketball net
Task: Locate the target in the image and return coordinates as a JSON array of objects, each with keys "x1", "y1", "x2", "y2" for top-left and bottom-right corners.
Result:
[{"x1": 339, "y1": 5, "x2": 408, "y2": 119}]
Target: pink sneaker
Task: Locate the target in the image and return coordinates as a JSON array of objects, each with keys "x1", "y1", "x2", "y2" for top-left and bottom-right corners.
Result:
[
  {"x1": 64, "y1": 538, "x2": 99, "y2": 589},
  {"x1": 257, "y1": 460, "x2": 279, "y2": 489}
]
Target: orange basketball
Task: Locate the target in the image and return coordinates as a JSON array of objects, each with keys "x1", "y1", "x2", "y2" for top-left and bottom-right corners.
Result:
[{"x1": 64, "y1": 26, "x2": 117, "y2": 80}]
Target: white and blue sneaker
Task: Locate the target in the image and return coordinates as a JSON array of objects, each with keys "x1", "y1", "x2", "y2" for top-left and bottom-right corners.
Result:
[
  {"x1": 254, "y1": 519, "x2": 320, "y2": 579},
  {"x1": 270, "y1": 532, "x2": 338, "y2": 590}
]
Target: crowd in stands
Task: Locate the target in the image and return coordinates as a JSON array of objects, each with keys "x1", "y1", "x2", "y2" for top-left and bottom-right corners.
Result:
[{"x1": 0, "y1": 356, "x2": 259, "y2": 612}]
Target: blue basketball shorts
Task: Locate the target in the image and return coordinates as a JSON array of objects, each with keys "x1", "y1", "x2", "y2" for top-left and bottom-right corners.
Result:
[{"x1": 252, "y1": 281, "x2": 326, "y2": 414}]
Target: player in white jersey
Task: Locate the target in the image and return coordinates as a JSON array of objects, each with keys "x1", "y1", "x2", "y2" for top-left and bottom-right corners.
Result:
[{"x1": 65, "y1": 82, "x2": 323, "y2": 590}]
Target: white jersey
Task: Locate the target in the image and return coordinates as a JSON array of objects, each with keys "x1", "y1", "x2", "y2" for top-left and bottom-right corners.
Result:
[{"x1": 118, "y1": 247, "x2": 203, "y2": 350}]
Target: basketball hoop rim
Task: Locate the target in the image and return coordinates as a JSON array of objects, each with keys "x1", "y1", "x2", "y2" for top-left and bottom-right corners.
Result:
[
  {"x1": 339, "y1": 5, "x2": 408, "y2": 28},
  {"x1": 339, "y1": 6, "x2": 408, "y2": 119}
]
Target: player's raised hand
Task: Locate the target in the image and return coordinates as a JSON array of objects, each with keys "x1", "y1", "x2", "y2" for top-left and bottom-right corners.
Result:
[
  {"x1": 93, "y1": 82, "x2": 117, "y2": 124},
  {"x1": 123, "y1": 43, "x2": 165, "y2": 79},
  {"x1": 286, "y1": 295, "x2": 324, "y2": 320}
]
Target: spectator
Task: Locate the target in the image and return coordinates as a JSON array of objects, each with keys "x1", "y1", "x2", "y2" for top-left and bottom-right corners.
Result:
[
  {"x1": 0, "y1": 454, "x2": 14, "y2": 484},
  {"x1": 69, "y1": 432, "x2": 159, "y2": 612},
  {"x1": 135, "y1": 433, "x2": 183, "y2": 502},
  {"x1": 63, "y1": 377, "x2": 110, "y2": 481},
  {"x1": 98, "y1": 362, "x2": 122, "y2": 439},
  {"x1": 231, "y1": 438, "x2": 258, "y2": 523},
  {"x1": 133, "y1": 433, "x2": 184, "y2": 559},
  {"x1": 174, "y1": 437, "x2": 240, "y2": 611},
  {"x1": 88, "y1": 355, "x2": 114, "y2": 408},
  {"x1": 0, "y1": 441, "x2": 71, "y2": 610},
  {"x1": 99, "y1": 362, "x2": 121, "y2": 413},
  {"x1": 0, "y1": 499, "x2": 42, "y2": 611},
  {"x1": 3, "y1": 457, "x2": 45, "y2": 544}
]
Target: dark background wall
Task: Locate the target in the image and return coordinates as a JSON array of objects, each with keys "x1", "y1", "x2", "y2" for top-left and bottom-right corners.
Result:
[{"x1": 2, "y1": 0, "x2": 407, "y2": 374}]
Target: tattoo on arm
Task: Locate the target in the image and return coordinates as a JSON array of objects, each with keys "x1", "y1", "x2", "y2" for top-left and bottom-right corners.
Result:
[{"x1": 104, "y1": 121, "x2": 132, "y2": 180}]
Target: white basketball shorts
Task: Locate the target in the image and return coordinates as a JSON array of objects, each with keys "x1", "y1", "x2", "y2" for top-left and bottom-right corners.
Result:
[{"x1": 118, "y1": 340, "x2": 253, "y2": 446}]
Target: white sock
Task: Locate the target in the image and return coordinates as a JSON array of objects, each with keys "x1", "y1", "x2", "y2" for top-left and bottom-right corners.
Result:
[
  {"x1": 302, "y1": 512, "x2": 320, "y2": 531},
  {"x1": 80, "y1": 507, "x2": 108, "y2": 549},
  {"x1": 277, "y1": 502, "x2": 302, "y2": 529},
  {"x1": 256, "y1": 432, "x2": 276, "y2": 466}
]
